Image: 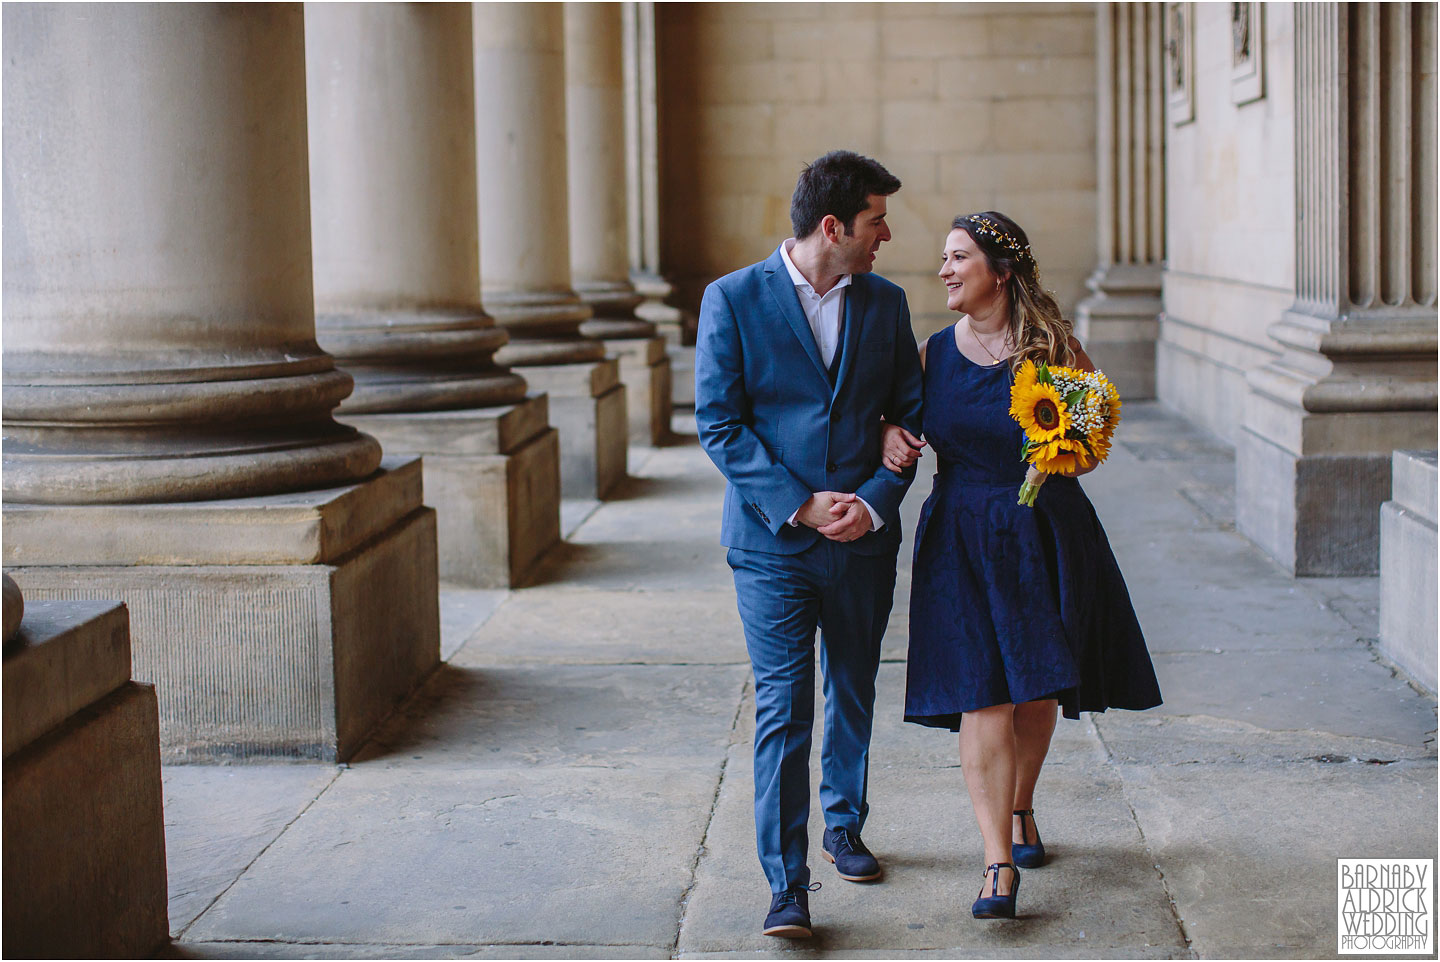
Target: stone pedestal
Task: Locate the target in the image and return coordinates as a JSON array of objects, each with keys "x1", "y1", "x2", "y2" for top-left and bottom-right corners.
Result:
[
  {"x1": 605, "y1": 336, "x2": 673, "y2": 444},
  {"x1": 341, "y1": 396, "x2": 560, "y2": 588},
  {"x1": 520, "y1": 361, "x2": 628, "y2": 500},
  {"x1": 1379, "y1": 450, "x2": 1437, "y2": 694},
  {"x1": 1074, "y1": 3, "x2": 1164, "y2": 400},
  {"x1": 1237, "y1": 4, "x2": 1438, "y2": 575},
  {"x1": 4, "y1": 459, "x2": 439, "y2": 762},
  {"x1": 3, "y1": 599, "x2": 168, "y2": 958}
]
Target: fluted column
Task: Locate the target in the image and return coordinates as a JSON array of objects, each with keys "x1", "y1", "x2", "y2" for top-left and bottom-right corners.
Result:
[
  {"x1": 2, "y1": 3, "x2": 379, "y2": 505},
  {"x1": 1074, "y1": 2, "x2": 1165, "y2": 400},
  {"x1": 472, "y1": 2, "x2": 627, "y2": 497},
  {"x1": 2, "y1": 4, "x2": 440, "y2": 761},
  {"x1": 306, "y1": 3, "x2": 527, "y2": 415},
  {"x1": 305, "y1": 3, "x2": 560, "y2": 585},
  {"x1": 566, "y1": 2, "x2": 651, "y2": 340},
  {"x1": 1237, "y1": 2, "x2": 1438, "y2": 575},
  {"x1": 473, "y1": 2, "x2": 602, "y2": 368},
  {"x1": 567, "y1": 2, "x2": 672, "y2": 445},
  {"x1": 623, "y1": 1, "x2": 692, "y2": 346}
]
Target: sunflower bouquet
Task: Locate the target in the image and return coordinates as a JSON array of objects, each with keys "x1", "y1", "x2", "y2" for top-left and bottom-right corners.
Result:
[{"x1": 1008, "y1": 359, "x2": 1121, "y2": 507}]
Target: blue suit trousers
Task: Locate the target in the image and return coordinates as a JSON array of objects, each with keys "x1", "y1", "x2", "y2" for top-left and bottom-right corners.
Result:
[{"x1": 728, "y1": 537, "x2": 900, "y2": 894}]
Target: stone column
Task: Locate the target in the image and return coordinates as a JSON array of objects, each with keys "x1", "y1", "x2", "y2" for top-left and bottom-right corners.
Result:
[
  {"x1": 1074, "y1": 2, "x2": 1165, "y2": 400},
  {"x1": 566, "y1": 1, "x2": 672, "y2": 445},
  {"x1": 4, "y1": 594, "x2": 168, "y2": 957},
  {"x1": 474, "y1": 2, "x2": 627, "y2": 498},
  {"x1": 2, "y1": 4, "x2": 440, "y2": 760},
  {"x1": 1237, "y1": 2, "x2": 1438, "y2": 575},
  {"x1": 624, "y1": 1, "x2": 697, "y2": 406},
  {"x1": 306, "y1": 3, "x2": 560, "y2": 587}
]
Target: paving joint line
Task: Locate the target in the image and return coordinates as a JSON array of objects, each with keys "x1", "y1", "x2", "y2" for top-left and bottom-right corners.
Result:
[
  {"x1": 174, "y1": 765, "x2": 346, "y2": 942},
  {"x1": 671, "y1": 674, "x2": 749, "y2": 959},
  {"x1": 1091, "y1": 717, "x2": 1199, "y2": 960}
]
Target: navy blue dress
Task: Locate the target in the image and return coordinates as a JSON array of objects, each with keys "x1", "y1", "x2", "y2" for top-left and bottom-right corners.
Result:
[{"x1": 904, "y1": 326, "x2": 1162, "y2": 728}]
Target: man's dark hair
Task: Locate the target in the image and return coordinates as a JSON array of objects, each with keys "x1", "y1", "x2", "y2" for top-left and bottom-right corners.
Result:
[{"x1": 790, "y1": 150, "x2": 901, "y2": 240}]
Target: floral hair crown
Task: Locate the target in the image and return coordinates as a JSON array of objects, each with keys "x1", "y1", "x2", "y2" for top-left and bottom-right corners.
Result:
[{"x1": 963, "y1": 215, "x2": 1035, "y2": 266}]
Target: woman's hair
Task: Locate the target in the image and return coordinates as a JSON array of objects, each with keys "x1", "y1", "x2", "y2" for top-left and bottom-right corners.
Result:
[{"x1": 950, "y1": 211, "x2": 1074, "y2": 372}]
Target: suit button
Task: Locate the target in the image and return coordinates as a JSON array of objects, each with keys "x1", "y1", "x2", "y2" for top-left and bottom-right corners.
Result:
[
  {"x1": 830, "y1": 410, "x2": 841, "y2": 422},
  {"x1": 827, "y1": 462, "x2": 838, "y2": 472}
]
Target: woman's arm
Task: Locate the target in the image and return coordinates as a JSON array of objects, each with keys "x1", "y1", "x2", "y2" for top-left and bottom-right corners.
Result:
[{"x1": 880, "y1": 337, "x2": 929, "y2": 473}]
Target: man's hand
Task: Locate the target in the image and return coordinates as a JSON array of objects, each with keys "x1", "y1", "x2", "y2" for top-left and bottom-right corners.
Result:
[
  {"x1": 881, "y1": 423, "x2": 925, "y2": 473},
  {"x1": 795, "y1": 491, "x2": 856, "y2": 529},
  {"x1": 818, "y1": 498, "x2": 872, "y2": 542}
]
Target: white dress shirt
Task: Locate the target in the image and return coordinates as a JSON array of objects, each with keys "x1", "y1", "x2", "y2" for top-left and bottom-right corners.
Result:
[{"x1": 779, "y1": 239, "x2": 883, "y2": 533}]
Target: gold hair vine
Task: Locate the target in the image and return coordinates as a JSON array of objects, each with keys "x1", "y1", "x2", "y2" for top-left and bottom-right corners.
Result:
[{"x1": 964, "y1": 215, "x2": 1035, "y2": 264}]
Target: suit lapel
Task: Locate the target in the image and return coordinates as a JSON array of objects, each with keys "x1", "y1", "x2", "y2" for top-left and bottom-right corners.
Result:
[
  {"x1": 764, "y1": 264, "x2": 829, "y2": 384},
  {"x1": 831, "y1": 276, "x2": 866, "y2": 395}
]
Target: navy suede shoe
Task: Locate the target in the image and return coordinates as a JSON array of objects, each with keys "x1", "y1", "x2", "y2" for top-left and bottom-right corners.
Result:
[
  {"x1": 822, "y1": 827, "x2": 882, "y2": 881},
  {"x1": 1012, "y1": 809, "x2": 1046, "y2": 868},
  {"x1": 763, "y1": 882, "x2": 820, "y2": 937}
]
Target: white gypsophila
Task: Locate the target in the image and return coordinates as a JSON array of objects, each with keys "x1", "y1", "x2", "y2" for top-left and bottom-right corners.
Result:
[{"x1": 1050, "y1": 368, "x2": 1116, "y2": 435}]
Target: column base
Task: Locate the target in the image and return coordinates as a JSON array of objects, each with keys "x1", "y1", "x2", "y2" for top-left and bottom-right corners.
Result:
[
  {"x1": 339, "y1": 396, "x2": 561, "y2": 588},
  {"x1": 667, "y1": 344, "x2": 696, "y2": 408},
  {"x1": 520, "y1": 360, "x2": 627, "y2": 499},
  {"x1": 604, "y1": 336, "x2": 673, "y2": 445},
  {"x1": 3, "y1": 458, "x2": 440, "y2": 761},
  {"x1": 1236, "y1": 429, "x2": 1394, "y2": 576},
  {"x1": 1380, "y1": 450, "x2": 1437, "y2": 693},
  {"x1": 1074, "y1": 263, "x2": 1161, "y2": 400},
  {"x1": 4, "y1": 601, "x2": 168, "y2": 958}
]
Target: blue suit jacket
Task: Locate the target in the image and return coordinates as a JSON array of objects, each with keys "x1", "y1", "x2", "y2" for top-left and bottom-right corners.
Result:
[{"x1": 695, "y1": 245, "x2": 925, "y2": 556}]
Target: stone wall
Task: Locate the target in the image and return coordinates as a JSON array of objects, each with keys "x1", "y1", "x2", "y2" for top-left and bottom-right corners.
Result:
[
  {"x1": 656, "y1": 1, "x2": 1099, "y2": 339},
  {"x1": 1158, "y1": 3, "x2": 1295, "y2": 443}
]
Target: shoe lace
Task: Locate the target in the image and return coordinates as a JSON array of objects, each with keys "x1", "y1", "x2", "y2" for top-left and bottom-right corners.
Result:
[
  {"x1": 775, "y1": 881, "x2": 821, "y2": 907},
  {"x1": 832, "y1": 828, "x2": 862, "y2": 854}
]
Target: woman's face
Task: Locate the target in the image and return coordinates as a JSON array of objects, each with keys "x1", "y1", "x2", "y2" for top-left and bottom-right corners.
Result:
[{"x1": 938, "y1": 227, "x2": 1005, "y2": 316}]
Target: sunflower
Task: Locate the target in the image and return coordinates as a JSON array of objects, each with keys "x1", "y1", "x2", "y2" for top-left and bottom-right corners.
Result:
[
  {"x1": 1012, "y1": 358, "x2": 1040, "y2": 394},
  {"x1": 1033, "y1": 436, "x2": 1094, "y2": 475},
  {"x1": 1010, "y1": 379, "x2": 1069, "y2": 442}
]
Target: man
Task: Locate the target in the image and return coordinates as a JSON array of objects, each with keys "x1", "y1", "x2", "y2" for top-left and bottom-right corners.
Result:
[{"x1": 694, "y1": 151, "x2": 924, "y2": 938}]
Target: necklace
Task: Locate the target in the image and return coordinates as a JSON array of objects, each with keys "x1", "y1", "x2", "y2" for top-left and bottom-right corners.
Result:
[{"x1": 967, "y1": 321, "x2": 1011, "y2": 364}]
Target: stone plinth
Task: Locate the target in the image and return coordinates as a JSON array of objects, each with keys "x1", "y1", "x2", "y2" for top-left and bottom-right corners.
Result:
[
  {"x1": 340, "y1": 396, "x2": 561, "y2": 588},
  {"x1": 4, "y1": 459, "x2": 440, "y2": 762},
  {"x1": 520, "y1": 360, "x2": 628, "y2": 499},
  {"x1": 603, "y1": 336, "x2": 673, "y2": 445},
  {"x1": 1379, "y1": 450, "x2": 1438, "y2": 694},
  {"x1": 3, "y1": 600, "x2": 168, "y2": 958},
  {"x1": 1076, "y1": 263, "x2": 1161, "y2": 400}
]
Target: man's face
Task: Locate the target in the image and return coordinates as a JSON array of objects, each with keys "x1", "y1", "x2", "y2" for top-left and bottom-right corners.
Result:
[{"x1": 835, "y1": 194, "x2": 892, "y2": 274}]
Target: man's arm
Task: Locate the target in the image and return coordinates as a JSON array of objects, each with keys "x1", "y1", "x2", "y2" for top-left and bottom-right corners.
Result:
[
  {"x1": 853, "y1": 291, "x2": 925, "y2": 522},
  {"x1": 694, "y1": 281, "x2": 814, "y2": 534}
]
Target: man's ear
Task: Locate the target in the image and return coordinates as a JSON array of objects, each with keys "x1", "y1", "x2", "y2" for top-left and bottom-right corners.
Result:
[{"x1": 820, "y1": 213, "x2": 843, "y2": 244}]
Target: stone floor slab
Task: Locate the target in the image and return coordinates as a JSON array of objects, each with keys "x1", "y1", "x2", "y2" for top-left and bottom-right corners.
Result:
[
  {"x1": 351, "y1": 663, "x2": 747, "y2": 770},
  {"x1": 164, "y1": 766, "x2": 341, "y2": 935},
  {"x1": 186, "y1": 767, "x2": 719, "y2": 948},
  {"x1": 454, "y1": 588, "x2": 746, "y2": 666},
  {"x1": 1116, "y1": 758, "x2": 1439, "y2": 959},
  {"x1": 437, "y1": 586, "x2": 508, "y2": 661},
  {"x1": 1146, "y1": 647, "x2": 1437, "y2": 744},
  {"x1": 167, "y1": 941, "x2": 671, "y2": 959},
  {"x1": 677, "y1": 743, "x2": 1189, "y2": 956}
]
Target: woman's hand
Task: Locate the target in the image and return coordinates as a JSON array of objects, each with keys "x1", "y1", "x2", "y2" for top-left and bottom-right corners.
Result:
[{"x1": 882, "y1": 423, "x2": 926, "y2": 473}]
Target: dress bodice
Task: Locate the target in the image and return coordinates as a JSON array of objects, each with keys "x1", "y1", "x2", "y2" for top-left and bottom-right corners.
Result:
[{"x1": 921, "y1": 324, "x2": 1028, "y2": 486}]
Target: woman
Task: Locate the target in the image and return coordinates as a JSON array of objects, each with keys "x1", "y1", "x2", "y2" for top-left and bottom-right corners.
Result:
[{"x1": 882, "y1": 212, "x2": 1162, "y2": 919}]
